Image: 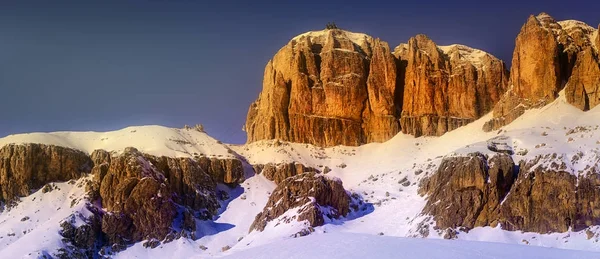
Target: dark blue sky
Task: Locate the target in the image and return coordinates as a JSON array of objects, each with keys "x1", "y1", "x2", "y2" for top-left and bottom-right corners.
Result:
[{"x1": 0, "y1": 1, "x2": 598, "y2": 144}]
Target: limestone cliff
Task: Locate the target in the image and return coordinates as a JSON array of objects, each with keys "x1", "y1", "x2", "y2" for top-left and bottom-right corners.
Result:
[
  {"x1": 246, "y1": 29, "x2": 508, "y2": 146},
  {"x1": 420, "y1": 153, "x2": 600, "y2": 234},
  {"x1": 395, "y1": 36, "x2": 508, "y2": 137},
  {"x1": 484, "y1": 13, "x2": 600, "y2": 131},
  {"x1": 0, "y1": 144, "x2": 91, "y2": 203},
  {"x1": 245, "y1": 29, "x2": 400, "y2": 147}
]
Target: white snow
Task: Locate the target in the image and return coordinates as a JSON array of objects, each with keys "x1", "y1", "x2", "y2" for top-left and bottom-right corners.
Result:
[
  {"x1": 292, "y1": 29, "x2": 371, "y2": 47},
  {"x1": 0, "y1": 125, "x2": 235, "y2": 159},
  {"x1": 0, "y1": 177, "x2": 92, "y2": 258},
  {"x1": 221, "y1": 232, "x2": 600, "y2": 259},
  {"x1": 438, "y1": 44, "x2": 491, "y2": 68}
]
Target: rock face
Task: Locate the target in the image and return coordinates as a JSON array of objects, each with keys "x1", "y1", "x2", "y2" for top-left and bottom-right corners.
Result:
[
  {"x1": 485, "y1": 13, "x2": 600, "y2": 131},
  {"x1": 195, "y1": 156, "x2": 245, "y2": 185},
  {"x1": 246, "y1": 28, "x2": 508, "y2": 146},
  {"x1": 419, "y1": 153, "x2": 516, "y2": 229},
  {"x1": 0, "y1": 144, "x2": 91, "y2": 203},
  {"x1": 420, "y1": 153, "x2": 600, "y2": 233},
  {"x1": 253, "y1": 162, "x2": 320, "y2": 184},
  {"x1": 395, "y1": 36, "x2": 508, "y2": 137},
  {"x1": 250, "y1": 172, "x2": 350, "y2": 232},
  {"x1": 245, "y1": 29, "x2": 400, "y2": 147},
  {"x1": 93, "y1": 147, "x2": 220, "y2": 243}
]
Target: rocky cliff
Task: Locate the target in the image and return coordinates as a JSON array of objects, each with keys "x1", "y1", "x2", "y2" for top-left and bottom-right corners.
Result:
[
  {"x1": 395, "y1": 36, "x2": 508, "y2": 136},
  {"x1": 246, "y1": 29, "x2": 508, "y2": 146},
  {"x1": 245, "y1": 29, "x2": 400, "y2": 147},
  {"x1": 420, "y1": 152, "x2": 600, "y2": 234},
  {"x1": 250, "y1": 172, "x2": 350, "y2": 232},
  {"x1": 484, "y1": 13, "x2": 600, "y2": 131},
  {"x1": 0, "y1": 144, "x2": 92, "y2": 204}
]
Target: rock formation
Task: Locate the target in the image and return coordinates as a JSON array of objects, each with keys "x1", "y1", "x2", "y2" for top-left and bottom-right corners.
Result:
[
  {"x1": 419, "y1": 153, "x2": 516, "y2": 229},
  {"x1": 194, "y1": 156, "x2": 245, "y2": 185},
  {"x1": 250, "y1": 172, "x2": 350, "y2": 232},
  {"x1": 484, "y1": 13, "x2": 599, "y2": 131},
  {"x1": 420, "y1": 152, "x2": 600, "y2": 233},
  {"x1": 0, "y1": 144, "x2": 92, "y2": 203},
  {"x1": 93, "y1": 147, "x2": 220, "y2": 243},
  {"x1": 246, "y1": 28, "x2": 508, "y2": 146},
  {"x1": 395, "y1": 36, "x2": 508, "y2": 136},
  {"x1": 253, "y1": 162, "x2": 320, "y2": 184},
  {"x1": 245, "y1": 29, "x2": 400, "y2": 147}
]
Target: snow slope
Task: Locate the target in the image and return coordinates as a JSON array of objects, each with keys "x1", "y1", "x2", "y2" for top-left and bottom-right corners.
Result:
[
  {"x1": 221, "y1": 232, "x2": 600, "y2": 259},
  {"x1": 0, "y1": 125, "x2": 235, "y2": 159},
  {"x1": 0, "y1": 177, "x2": 93, "y2": 258}
]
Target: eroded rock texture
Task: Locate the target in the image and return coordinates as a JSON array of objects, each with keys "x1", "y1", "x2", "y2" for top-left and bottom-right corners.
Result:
[
  {"x1": 93, "y1": 148, "x2": 221, "y2": 243},
  {"x1": 419, "y1": 153, "x2": 516, "y2": 229},
  {"x1": 0, "y1": 144, "x2": 91, "y2": 203},
  {"x1": 253, "y1": 162, "x2": 320, "y2": 184},
  {"x1": 421, "y1": 153, "x2": 600, "y2": 234},
  {"x1": 395, "y1": 36, "x2": 508, "y2": 137},
  {"x1": 245, "y1": 29, "x2": 400, "y2": 147},
  {"x1": 246, "y1": 28, "x2": 508, "y2": 146},
  {"x1": 485, "y1": 13, "x2": 599, "y2": 131},
  {"x1": 250, "y1": 172, "x2": 350, "y2": 232}
]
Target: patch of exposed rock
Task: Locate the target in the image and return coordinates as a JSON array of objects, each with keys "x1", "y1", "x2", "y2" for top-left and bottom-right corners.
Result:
[
  {"x1": 249, "y1": 172, "x2": 350, "y2": 232},
  {"x1": 93, "y1": 147, "x2": 220, "y2": 243},
  {"x1": 420, "y1": 152, "x2": 600, "y2": 234},
  {"x1": 485, "y1": 13, "x2": 599, "y2": 131},
  {"x1": 419, "y1": 153, "x2": 516, "y2": 229},
  {"x1": 194, "y1": 156, "x2": 245, "y2": 185},
  {"x1": 0, "y1": 144, "x2": 91, "y2": 203},
  {"x1": 395, "y1": 35, "x2": 508, "y2": 137},
  {"x1": 253, "y1": 162, "x2": 320, "y2": 184},
  {"x1": 245, "y1": 29, "x2": 400, "y2": 147}
]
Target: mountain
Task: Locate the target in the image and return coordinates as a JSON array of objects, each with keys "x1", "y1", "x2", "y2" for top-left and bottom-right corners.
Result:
[
  {"x1": 484, "y1": 13, "x2": 600, "y2": 131},
  {"x1": 2, "y1": 12, "x2": 600, "y2": 259},
  {"x1": 245, "y1": 29, "x2": 507, "y2": 147}
]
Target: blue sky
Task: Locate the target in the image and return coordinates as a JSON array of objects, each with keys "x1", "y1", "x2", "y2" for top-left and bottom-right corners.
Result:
[{"x1": 0, "y1": 0, "x2": 598, "y2": 143}]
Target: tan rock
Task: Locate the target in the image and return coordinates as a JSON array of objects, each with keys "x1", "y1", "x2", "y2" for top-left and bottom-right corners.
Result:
[
  {"x1": 245, "y1": 29, "x2": 400, "y2": 147},
  {"x1": 396, "y1": 35, "x2": 508, "y2": 137},
  {"x1": 565, "y1": 47, "x2": 600, "y2": 110},
  {"x1": 0, "y1": 144, "x2": 91, "y2": 203},
  {"x1": 421, "y1": 153, "x2": 600, "y2": 233},
  {"x1": 249, "y1": 172, "x2": 350, "y2": 232},
  {"x1": 485, "y1": 13, "x2": 599, "y2": 130},
  {"x1": 419, "y1": 153, "x2": 515, "y2": 229},
  {"x1": 253, "y1": 162, "x2": 319, "y2": 184}
]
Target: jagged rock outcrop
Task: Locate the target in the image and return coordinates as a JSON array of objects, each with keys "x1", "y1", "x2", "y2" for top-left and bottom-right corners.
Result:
[
  {"x1": 419, "y1": 153, "x2": 516, "y2": 229},
  {"x1": 250, "y1": 172, "x2": 350, "y2": 232},
  {"x1": 195, "y1": 156, "x2": 245, "y2": 185},
  {"x1": 94, "y1": 147, "x2": 220, "y2": 243},
  {"x1": 245, "y1": 29, "x2": 401, "y2": 147},
  {"x1": 253, "y1": 162, "x2": 320, "y2": 184},
  {"x1": 395, "y1": 36, "x2": 508, "y2": 137},
  {"x1": 421, "y1": 153, "x2": 600, "y2": 233},
  {"x1": 485, "y1": 13, "x2": 600, "y2": 131},
  {"x1": 0, "y1": 144, "x2": 91, "y2": 203}
]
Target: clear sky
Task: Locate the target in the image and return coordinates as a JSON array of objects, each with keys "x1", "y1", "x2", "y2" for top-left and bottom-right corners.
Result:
[{"x1": 0, "y1": 0, "x2": 598, "y2": 144}]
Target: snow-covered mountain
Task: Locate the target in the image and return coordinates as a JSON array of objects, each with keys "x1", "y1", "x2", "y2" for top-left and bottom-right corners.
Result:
[
  {"x1": 2, "y1": 12, "x2": 600, "y2": 259},
  {"x1": 2, "y1": 90, "x2": 600, "y2": 258}
]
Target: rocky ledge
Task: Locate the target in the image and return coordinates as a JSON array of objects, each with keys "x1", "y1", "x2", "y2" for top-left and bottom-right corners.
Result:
[
  {"x1": 249, "y1": 172, "x2": 350, "y2": 232},
  {"x1": 420, "y1": 152, "x2": 600, "y2": 235}
]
